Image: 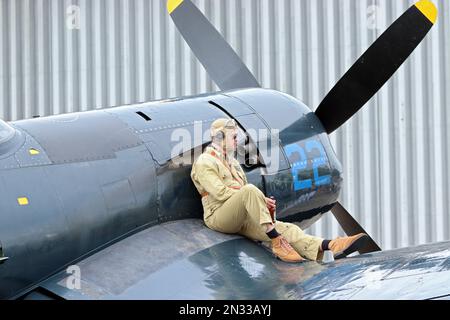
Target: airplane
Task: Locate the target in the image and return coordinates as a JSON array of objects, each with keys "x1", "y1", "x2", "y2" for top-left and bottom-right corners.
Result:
[{"x1": 0, "y1": 0, "x2": 447, "y2": 300}]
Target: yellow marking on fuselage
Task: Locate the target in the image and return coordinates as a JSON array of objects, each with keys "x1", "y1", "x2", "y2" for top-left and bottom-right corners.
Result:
[
  {"x1": 18, "y1": 197, "x2": 29, "y2": 206},
  {"x1": 29, "y1": 148, "x2": 40, "y2": 155}
]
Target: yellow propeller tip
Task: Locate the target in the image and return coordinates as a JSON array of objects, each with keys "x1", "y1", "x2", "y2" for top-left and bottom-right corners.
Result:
[
  {"x1": 167, "y1": 0, "x2": 183, "y2": 14},
  {"x1": 415, "y1": 0, "x2": 438, "y2": 24}
]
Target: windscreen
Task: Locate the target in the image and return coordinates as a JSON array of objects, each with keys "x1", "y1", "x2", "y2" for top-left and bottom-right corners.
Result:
[{"x1": 0, "y1": 120, "x2": 14, "y2": 144}]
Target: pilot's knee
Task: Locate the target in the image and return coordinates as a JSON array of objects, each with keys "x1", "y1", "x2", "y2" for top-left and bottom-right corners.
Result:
[{"x1": 241, "y1": 184, "x2": 263, "y2": 196}]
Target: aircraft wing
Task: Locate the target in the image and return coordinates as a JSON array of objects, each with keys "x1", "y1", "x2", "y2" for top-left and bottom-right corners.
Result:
[{"x1": 23, "y1": 219, "x2": 450, "y2": 300}]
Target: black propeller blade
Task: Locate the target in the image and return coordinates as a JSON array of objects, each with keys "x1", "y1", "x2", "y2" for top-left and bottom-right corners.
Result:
[
  {"x1": 315, "y1": 0, "x2": 437, "y2": 134},
  {"x1": 168, "y1": 0, "x2": 437, "y2": 257},
  {"x1": 331, "y1": 202, "x2": 381, "y2": 254},
  {"x1": 168, "y1": 0, "x2": 261, "y2": 91}
]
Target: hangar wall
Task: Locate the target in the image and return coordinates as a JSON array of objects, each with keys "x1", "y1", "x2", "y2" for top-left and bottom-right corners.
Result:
[{"x1": 0, "y1": 0, "x2": 449, "y2": 250}]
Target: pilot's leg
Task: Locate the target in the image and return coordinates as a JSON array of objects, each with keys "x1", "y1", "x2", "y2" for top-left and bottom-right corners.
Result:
[
  {"x1": 206, "y1": 184, "x2": 304, "y2": 262},
  {"x1": 240, "y1": 219, "x2": 324, "y2": 262},
  {"x1": 273, "y1": 222, "x2": 324, "y2": 262},
  {"x1": 205, "y1": 184, "x2": 273, "y2": 234}
]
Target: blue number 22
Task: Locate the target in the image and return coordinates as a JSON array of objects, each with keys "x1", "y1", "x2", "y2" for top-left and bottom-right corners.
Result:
[{"x1": 284, "y1": 140, "x2": 331, "y2": 192}]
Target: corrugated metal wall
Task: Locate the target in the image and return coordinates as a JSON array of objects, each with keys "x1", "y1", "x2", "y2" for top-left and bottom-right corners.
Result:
[{"x1": 0, "y1": 0, "x2": 449, "y2": 250}]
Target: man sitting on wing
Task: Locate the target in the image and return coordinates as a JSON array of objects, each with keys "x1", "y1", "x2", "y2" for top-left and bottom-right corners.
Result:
[{"x1": 191, "y1": 118, "x2": 369, "y2": 262}]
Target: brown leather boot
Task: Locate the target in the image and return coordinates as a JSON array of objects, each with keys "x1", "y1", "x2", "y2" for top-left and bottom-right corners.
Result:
[
  {"x1": 271, "y1": 236, "x2": 305, "y2": 263},
  {"x1": 329, "y1": 233, "x2": 369, "y2": 260}
]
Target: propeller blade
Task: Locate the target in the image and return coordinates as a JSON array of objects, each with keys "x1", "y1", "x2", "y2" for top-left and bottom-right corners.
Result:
[
  {"x1": 315, "y1": 0, "x2": 437, "y2": 134},
  {"x1": 167, "y1": 0, "x2": 260, "y2": 91},
  {"x1": 331, "y1": 202, "x2": 381, "y2": 254}
]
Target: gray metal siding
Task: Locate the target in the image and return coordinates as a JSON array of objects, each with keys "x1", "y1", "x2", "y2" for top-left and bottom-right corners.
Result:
[{"x1": 0, "y1": 0, "x2": 449, "y2": 250}]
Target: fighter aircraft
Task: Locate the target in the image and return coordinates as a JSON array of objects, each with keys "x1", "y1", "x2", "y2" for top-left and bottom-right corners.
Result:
[{"x1": 1, "y1": 0, "x2": 448, "y2": 300}]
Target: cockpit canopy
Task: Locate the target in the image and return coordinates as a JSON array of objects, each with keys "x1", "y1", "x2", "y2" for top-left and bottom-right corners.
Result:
[{"x1": 0, "y1": 119, "x2": 15, "y2": 144}]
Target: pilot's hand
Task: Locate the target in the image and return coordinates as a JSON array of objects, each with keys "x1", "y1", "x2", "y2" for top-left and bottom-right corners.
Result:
[
  {"x1": 265, "y1": 197, "x2": 276, "y2": 210},
  {"x1": 265, "y1": 197, "x2": 276, "y2": 223}
]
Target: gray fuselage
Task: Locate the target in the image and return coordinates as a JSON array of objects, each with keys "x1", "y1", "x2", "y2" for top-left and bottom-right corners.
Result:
[{"x1": 0, "y1": 88, "x2": 342, "y2": 299}]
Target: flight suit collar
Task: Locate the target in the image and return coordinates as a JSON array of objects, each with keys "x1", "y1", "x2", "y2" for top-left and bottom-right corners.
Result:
[{"x1": 207, "y1": 144, "x2": 245, "y2": 186}]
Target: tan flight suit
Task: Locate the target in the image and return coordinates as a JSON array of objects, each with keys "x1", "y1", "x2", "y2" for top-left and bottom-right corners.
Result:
[{"x1": 191, "y1": 144, "x2": 324, "y2": 261}]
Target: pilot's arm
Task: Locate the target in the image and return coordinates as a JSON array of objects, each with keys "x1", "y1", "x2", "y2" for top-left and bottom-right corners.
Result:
[
  {"x1": 232, "y1": 161, "x2": 248, "y2": 186},
  {"x1": 194, "y1": 157, "x2": 239, "y2": 202}
]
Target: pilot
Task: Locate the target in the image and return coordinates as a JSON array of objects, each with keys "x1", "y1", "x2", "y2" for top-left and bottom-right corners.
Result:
[{"x1": 191, "y1": 118, "x2": 369, "y2": 263}]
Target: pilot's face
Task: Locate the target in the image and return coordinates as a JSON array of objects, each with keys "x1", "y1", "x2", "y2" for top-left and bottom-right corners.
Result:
[{"x1": 224, "y1": 129, "x2": 238, "y2": 153}]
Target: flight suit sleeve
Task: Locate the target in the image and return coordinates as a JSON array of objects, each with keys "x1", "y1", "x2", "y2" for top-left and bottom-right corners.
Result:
[
  {"x1": 194, "y1": 157, "x2": 239, "y2": 202},
  {"x1": 234, "y1": 161, "x2": 248, "y2": 185},
  {"x1": 240, "y1": 166, "x2": 248, "y2": 185}
]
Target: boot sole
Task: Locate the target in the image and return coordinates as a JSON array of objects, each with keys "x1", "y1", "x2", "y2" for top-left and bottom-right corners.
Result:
[{"x1": 334, "y1": 234, "x2": 369, "y2": 260}]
